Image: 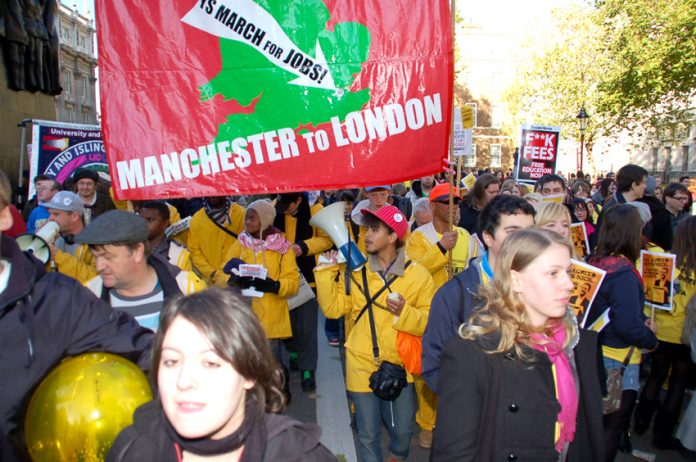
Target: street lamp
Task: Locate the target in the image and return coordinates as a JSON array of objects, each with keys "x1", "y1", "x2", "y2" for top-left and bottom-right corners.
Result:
[{"x1": 576, "y1": 106, "x2": 589, "y2": 173}]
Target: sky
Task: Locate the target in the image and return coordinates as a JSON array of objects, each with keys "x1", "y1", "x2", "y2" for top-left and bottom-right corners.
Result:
[{"x1": 61, "y1": 0, "x2": 95, "y2": 19}]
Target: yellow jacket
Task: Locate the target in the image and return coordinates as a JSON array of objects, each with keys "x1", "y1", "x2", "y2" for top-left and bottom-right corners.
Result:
[
  {"x1": 648, "y1": 270, "x2": 695, "y2": 344},
  {"x1": 406, "y1": 222, "x2": 477, "y2": 288},
  {"x1": 53, "y1": 243, "x2": 97, "y2": 283},
  {"x1": 187, "y1": 204, "x2": 245, "y2": 284},
  {"x1": 226, "y1": 238, "x2": 300, "y2": 339},
  {"x1": 315, "y1": 249, "x2": 435, "y2": 392}
]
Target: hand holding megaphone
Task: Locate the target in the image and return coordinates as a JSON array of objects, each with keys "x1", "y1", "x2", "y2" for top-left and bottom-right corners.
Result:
[
  {"x1": 16, "y1": 222, "x2": 60, "y2": 264},
  {"x1": 309, "y1": 202, "x2": 366, "y2": 271}
]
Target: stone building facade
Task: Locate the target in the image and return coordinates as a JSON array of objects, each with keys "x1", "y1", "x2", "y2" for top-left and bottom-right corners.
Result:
[{"x1": 55, "y1": 3, "x2": 98, "y2": 125}]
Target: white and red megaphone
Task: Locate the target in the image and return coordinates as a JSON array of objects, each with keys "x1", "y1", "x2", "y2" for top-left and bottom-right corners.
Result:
[
  {"x1": 309, "y1": 201, "x2": 366, "y2": 271},
  {"x1": 16, "y1": 221, "x2": 60, "y2": 264}
]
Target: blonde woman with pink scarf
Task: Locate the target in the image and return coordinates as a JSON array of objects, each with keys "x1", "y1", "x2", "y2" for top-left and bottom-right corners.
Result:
[{"x1": 431, "y1": 229, "x2": 603, "y2": 461}]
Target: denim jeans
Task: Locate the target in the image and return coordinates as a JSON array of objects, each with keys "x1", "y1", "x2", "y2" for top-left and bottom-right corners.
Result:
[
  {"x1": 352, "y1": 385, "x2": 416, "y2": 462},
  {"x1": 603, "y1": 356, "x2": 640, "y2": 391}
]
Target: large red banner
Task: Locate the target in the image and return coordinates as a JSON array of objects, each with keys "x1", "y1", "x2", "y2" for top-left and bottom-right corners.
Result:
[{"x1": 97, "y1": 0, "x2": 453, "y2": 199}]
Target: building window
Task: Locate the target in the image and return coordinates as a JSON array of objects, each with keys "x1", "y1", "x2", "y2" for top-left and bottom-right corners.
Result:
[
  {"x1": 63, "y1": 71, "x2": 72, "y2": 94},
  {"x1": 77, "y1": 33, "x2": 86, "y2": 49},
  {"x1": 60, "y1": 22, "x2": 70, "y2": 42},
  {"x1": 490, "y1": 144, "x2": 502, "y2": 168},
  {"x1": 466, "y1": 103, "x2": 478, "y2": 128},
  {"x1": 687, "y1": 145, "x2": 696, "y2": 171},
  {"x1": 681, "y1": 145, "x2": 689, "y2": 171},
  {"x1": 491, "y1": 104, "x2": 503, "y2": 129},
  {"x1": 464, "y1": 144, "x2": 477, "y2": 167},
  {"x1": 66, "y1": 104, "x2": 75, "y2": 122},
  {"x1": 82, "y1": 75, "x2": 89, "y2": 99}
]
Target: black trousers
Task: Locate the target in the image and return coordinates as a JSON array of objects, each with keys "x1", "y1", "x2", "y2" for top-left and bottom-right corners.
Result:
[
  {"x1": 634, "y1": 341, "x2": 693, "y2": 438},
  {"x1": 285, "y1": 297, "x2": 319, "y2": 371}
]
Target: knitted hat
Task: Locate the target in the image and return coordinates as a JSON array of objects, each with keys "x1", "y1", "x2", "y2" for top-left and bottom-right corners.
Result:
[
  {"x1": 247, "y1": 199, "x2": 276, "y2": 233},
  {"x1": 627, "y1": 201, "x2": 652, "y2": 227},
  {"x1": 73, "y1": 168, "x2": 99, "y2": 183},
  {"x1": 360, "y1": 205, "x2": 408, "y2": 239}
]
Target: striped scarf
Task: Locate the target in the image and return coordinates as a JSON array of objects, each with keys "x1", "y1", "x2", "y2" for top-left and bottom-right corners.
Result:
[{"x1": 204, "y1": 197, "x2": 232, "y2": 226}]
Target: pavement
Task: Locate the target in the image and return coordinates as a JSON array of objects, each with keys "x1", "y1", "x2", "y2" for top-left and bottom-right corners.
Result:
[{"x1": 284, "y1": 311, "x2": 695, "y2": 462}]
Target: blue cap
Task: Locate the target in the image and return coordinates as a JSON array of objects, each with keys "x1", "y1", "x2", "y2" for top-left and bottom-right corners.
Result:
[{"x1": 365, "y1": 185, "x2": 392, "y2": 192}]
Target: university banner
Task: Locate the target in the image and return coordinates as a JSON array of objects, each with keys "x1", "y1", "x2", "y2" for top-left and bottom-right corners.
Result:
[
  {"x1": 28, "y1": 120, "x2": 106, "y2": 198},
  {"x1": 640, "y1": 250, "x2": 677, "y2": 311},
  {"x1": 569, "y1": 259, "x2": 606, "y2": 327},
  {"x1": 97, "y1": 0, "x2": 454, "y2": 200},
  {"x1": 516, "y1": 124, "x2": 560, "y2": 185}
]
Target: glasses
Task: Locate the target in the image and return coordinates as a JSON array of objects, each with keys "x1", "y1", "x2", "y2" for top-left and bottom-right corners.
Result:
[{"x1": 670, "y1": 195, "x2": 689, "y2": 202}]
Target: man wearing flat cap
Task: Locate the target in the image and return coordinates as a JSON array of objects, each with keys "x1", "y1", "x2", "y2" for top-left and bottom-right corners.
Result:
[
  {"x1": 78, "y1": 210, "x2": 206, "y2": 331},
  {"x1": 72, "y1": 168, "x2": 115, "y2": 222}
]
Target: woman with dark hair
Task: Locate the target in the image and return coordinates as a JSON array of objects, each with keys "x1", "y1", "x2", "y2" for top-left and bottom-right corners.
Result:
[
  {"x1": 458, "y1": 173, "x2": 500, "y2": 236},
  {"x1": 107, "y1": 288, "x2": 337, "y2": 461},
  {"x1": 598, "y1": 179, "x2": 616, "y2": 206},
  {"x1": 634, "y1": 216, "x2": 696, "y2": 449},
  {"x1": 431, "y1": 228, "x2": 603, "y2": 461},
  {"x1": 570, "y1": 198, "x2": 595, "y2": 240},
  {"x1": 586, "y1": 204, "x2": 658, "y2": 461}
]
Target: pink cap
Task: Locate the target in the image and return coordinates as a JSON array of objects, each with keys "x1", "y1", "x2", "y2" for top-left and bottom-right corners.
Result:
[{"x1": 360, "y1": 205, "x2": 408, "y2": 240}]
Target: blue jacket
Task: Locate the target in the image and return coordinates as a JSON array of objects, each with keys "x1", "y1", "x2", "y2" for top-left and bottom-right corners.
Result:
[
  {"x1": 585, "y1": 255, "x2": 657, "y2": 351},
  {"x1": 422, "y1": 256, "x2": 486, "y2": 392}
]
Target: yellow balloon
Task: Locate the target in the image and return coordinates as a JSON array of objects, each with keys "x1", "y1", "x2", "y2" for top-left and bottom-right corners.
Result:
[{"x1": 25, "y1": 353, "x2": 153, "y2": 462}]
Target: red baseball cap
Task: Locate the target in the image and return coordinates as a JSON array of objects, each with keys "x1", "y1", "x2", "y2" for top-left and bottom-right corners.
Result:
[{"x1": 360, "y1": 205, "x2": 408, "y2": 240}]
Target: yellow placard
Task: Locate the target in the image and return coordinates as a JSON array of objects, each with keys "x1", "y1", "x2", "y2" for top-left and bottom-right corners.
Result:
[
  {"x1": 461, "y1": 106, "x2": 474, "y2": 129},
  {"x1": 461, "y1": 172, "x2": 476, "y2": 191}
]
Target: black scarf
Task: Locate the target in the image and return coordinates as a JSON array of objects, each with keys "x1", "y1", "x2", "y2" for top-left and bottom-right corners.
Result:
[{"x1": 162, "y1": 399, "x2": 267, "y2": 461}]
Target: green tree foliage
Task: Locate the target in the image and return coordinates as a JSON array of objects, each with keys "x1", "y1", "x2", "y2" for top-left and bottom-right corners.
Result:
[
  {"x1": 596, "y1": 0, "x2": 696, "y2": 137},
  {"x1": 503, "y1": 0, "x2": 696, "y2": 149},
  {"x1": 503, "y1": 4, "x2": 605, "y2": 152}
]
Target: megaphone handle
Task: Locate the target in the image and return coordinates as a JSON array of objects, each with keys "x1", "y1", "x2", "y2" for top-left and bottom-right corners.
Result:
[{"x1": 345, "y1": 235, "x2": 353, "y2": 295}]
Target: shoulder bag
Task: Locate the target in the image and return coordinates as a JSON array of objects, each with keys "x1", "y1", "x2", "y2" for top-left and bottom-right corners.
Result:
[{"x1": 603, "y1": 347, "x2": 635, "y2": 415}]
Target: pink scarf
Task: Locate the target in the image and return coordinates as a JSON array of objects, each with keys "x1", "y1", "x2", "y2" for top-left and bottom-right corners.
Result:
[
  {"x1": 530, "y1": 327, "x2": 578, "y2": 452},
  {"x1": 238, "y1": 231, "x2": 292, "y2": 255}
]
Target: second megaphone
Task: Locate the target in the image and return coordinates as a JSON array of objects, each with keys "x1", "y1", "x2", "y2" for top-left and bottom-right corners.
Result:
[
  {"x1": 309, "y1": 202, "x2": 366, "y2": 271},
  {"x1": 16, "y1": 221, "x2": 60, "y2": 265}
]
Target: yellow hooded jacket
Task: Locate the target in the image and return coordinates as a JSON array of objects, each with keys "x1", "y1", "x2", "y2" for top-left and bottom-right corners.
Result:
[
  {"x1": 315, "y1": 249, "x2": 435, "y2": 392},
  {"x1": 226, "y1": 238, "x2": 300, "y2": 340},
  {"x1": 187, "y1": 203, "x2": 245, "y2": 284}
]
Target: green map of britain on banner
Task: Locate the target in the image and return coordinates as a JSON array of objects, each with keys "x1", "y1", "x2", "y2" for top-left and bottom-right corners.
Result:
[{"x1": 184, "y1": 0, "x2": 371, "y2": 147}]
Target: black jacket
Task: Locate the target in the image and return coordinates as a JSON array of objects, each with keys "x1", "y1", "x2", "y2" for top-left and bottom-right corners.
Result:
[
  {"x1": 0, "y1": 235, "x2": 153, "y2": 461},
  {"x1": 107, "y1": 400, "x2": 338, "y2": 462},
  {"x1": 432, "y1": 329, "x2": 604, "y2": 462}
]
